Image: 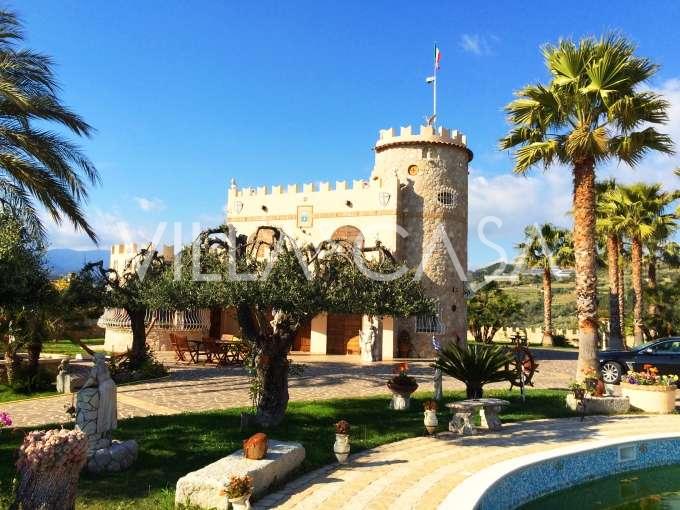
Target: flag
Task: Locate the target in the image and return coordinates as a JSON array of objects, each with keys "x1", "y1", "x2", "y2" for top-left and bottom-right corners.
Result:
[
  {"x1": 425, "y1": 76, "x2": 435, "y2": 83},
  {"x1": 434, "y1": 45, "x2": 441, "y2": 70}
]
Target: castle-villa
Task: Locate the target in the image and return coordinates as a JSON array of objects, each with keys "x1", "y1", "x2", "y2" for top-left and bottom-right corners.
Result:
[{"x1": 101, "y1": 124, "x2": 471, "y2": 359}]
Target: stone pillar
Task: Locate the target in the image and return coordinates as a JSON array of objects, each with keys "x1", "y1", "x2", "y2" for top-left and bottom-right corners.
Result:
[
  {"x1": 309, "y1": 313, "x2": 328, "y2": 354},
  {"x1": 381, "y1": 317, "x2": 395, "y2": 360}
]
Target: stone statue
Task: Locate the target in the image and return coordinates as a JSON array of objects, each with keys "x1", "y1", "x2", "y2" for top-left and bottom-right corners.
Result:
[
  {"x1": 79, "y1": 353, "x2": 117, "y2": 437},
  {"x1": 75, "y1": 353, "x2": 137, "y2": 474},
  {"x1": 359, "y1": 323, "x2": 377, "y2": 363}
]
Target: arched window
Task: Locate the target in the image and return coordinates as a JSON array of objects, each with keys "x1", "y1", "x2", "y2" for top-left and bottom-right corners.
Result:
[{"x1": 331, "y1": 225, "x2": 364, "y2": 249}]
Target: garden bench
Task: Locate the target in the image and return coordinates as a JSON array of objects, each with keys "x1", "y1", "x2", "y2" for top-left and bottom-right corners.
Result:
[{"x1": 446, "y1": 398, "x2": 510, "y2": 435}]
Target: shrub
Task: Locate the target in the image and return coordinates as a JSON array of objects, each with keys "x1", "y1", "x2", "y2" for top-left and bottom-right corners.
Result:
[
  {"x1": 432, "y1": 343, "x2": 513, "y2": 398},
  {"x1": 221, "y1": 475, "x2": 253, "y2": 499},
  {"x1": 9, "y1": 366, "x2": 53, "y2": 393},
  {"x1": 335, "y1": 420, "x2": 350, "y2": 434},
  {"x1": 108, "y1": 344, "x2": 168, "y2": 384}
]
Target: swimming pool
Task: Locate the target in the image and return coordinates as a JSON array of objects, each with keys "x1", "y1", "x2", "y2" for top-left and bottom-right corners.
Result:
[
  {"x1": 442, "y1": 433, "x2": 680, "y2": 509},
  {"x1": 519, "y1": 463, "x2": 680, "y2": 509}
]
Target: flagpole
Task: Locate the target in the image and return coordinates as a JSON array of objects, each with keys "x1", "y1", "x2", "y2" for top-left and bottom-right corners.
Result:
[{"x1": 433, "y1": 44, "x2": 437, "y2": 124}]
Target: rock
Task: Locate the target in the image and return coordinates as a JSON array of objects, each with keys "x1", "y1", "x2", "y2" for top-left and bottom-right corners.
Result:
[
  {"x1": 87, "y1": 440, "x2": 138, "y2": 474},
  {"x1": 566, "y1": 394, "x2": 630, "y2": 414},
  {"x1": 175, "y1": 440, "x2": 305, "y2": 510}
]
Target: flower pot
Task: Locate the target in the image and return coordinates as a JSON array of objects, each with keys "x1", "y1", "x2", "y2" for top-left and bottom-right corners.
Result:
[
  {"x1": 228, "y1": 492, "x2": 252, "y2": 510},
  {"x1": 387, "y1": 380, "x2": 418, "y2": 411},
  {"x1": 334, "y1": 433, "x2": 350, "y2": 464},
  {"x1": 424, "y1": 409, "x2": 438, "y2": 435},
  {"x1": 389, "y1": 391, "x2": 413, "y2": 410},
  {"x1": 620, "y1": 383, "x2": 677, "y2": 414}
]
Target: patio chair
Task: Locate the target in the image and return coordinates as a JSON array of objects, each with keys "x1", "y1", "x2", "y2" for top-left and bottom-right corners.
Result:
[
  {"x1": 201, "y1": 336, "x2": 226, "y2": 364},
  {"x1": 170, "y1": 333, "x2": 199, "y2": 363}
]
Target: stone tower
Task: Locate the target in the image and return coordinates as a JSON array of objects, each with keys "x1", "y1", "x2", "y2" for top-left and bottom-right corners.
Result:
[{"x1": 370, "y1": 125, "x2": 472, "y2": 357}]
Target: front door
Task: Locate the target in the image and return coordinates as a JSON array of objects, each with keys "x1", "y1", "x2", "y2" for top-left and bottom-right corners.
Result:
[
  {"x1": 326, "y1": 314, "x2": 362, "y2": 354},
  {"x1": 292, "y1": 320, "x2": 311, "y2": 352}
]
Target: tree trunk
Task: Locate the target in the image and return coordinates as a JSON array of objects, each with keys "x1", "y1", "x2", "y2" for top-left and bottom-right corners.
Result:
[
  {"x1": 127, "y1": 308, "x2": 148, "y2": 368},
  {"x1": 647, "y1": 256, "x2": 659, "y2": 323},
  {"x1": 618, "y1": 259, "x2": 626, "y2": 342},
  {"x1": 255, "y1": 333, "x2": 292, "y2": 427},
  {"x1": 26, "y1": 341, "x2": 42, "y2": 379},
  {"x1": 606, "y1": 234, "x2": 623, "y2": 350},
  {"x1": 631, "y1": 238, "x2": 644, "y2": 345},
  {"x1": 573, "y1": 161, "x2": 599, "y2": 379},
  {"x1": 3, "y1": 340, "x2": 20, "y2": 386},
  {"x1": 542, "y1": 268, "x2": 554, "y2": 347},
  {"x1": 465, "y1": 384, "x2": 483, "y2": 399}
]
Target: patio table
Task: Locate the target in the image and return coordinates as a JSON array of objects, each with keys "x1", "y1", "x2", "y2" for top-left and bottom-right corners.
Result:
[{"x1": 446, "y1": 398, "x2": 510, "y2": 435}]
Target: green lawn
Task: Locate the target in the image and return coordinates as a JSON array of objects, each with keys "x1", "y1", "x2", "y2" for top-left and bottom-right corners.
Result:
[
  {"x1": 40, "y1": 338, "x2": 105, "y2": 355},
  {"x1": 0, "y1": 385, "x2": 56, "y2": 403},
  {"x1": 0, "y1": 389, "x2": 572, "y2": 509}
]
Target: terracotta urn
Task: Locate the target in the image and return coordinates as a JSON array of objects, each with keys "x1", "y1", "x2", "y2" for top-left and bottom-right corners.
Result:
[
  {"x1": 243, "y1": 432, "x2": 268, "y2": 460},
  {"x1": 334, "y1": 433, "x2": 350, "y2": 464},
  {"x1": 228, "y1": 492, "x2": 252, "y2": 510},
  {"x1": 424, "y1": 409, "x2": 438, "y2": 435}
]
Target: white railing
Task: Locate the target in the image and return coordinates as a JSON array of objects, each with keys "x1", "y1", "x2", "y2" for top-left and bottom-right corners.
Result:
[{"x1": 97, "y1": 308, "x2": 211, "y2": 331}]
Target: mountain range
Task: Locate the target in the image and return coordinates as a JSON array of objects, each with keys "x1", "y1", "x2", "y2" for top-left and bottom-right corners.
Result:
[{"x1": 46, "y1": 249, "x2": 109, "y2": 277}]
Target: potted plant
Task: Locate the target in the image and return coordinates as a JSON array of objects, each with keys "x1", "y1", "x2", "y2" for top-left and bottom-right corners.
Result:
[
  {"x1": 568, "y1": 382, "x2": 585, "y2": 400},
  {"x1": 423, "y1": 400, "x2": 438, "y2": 435},
  {"x1": 221, "y1": 474, "x2": 253, "y2": 510},
  {"x1": 621, "y1": 365, "x2": 678, "y2": 414},
  {"x1": 387, "y1": 362, "x2": 418, "y2": 410},
  {"x1": 581, "y1": 368, "x2": 600, "y2": 395},
  {"x1": 333, "y1": 420, "x2": 350, "y2": 464},
  {"x1": 431, "y1": 343, "x2": 513, "y2": 399}
]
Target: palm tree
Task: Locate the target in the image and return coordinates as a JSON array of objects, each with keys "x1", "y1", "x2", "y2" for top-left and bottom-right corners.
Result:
[
  {"x1": 0, "y1": 10, "x2": 98, "y2": 241},
  {"x1": 596, "y1": 179, "x2": 624, "y2": 349},
  {"x1": 600, "y1": 183, "x2": 678, "y2": 344},
  {"x1": 500, "y1": 35, "x2": 673, "y2": 376},
  {"x1": 516, "y1": 223, "x2": 572, "y2": 346}
]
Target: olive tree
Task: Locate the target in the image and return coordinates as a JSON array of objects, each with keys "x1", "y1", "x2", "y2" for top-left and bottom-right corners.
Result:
[{"x1": 164, "y1": 225, "x2": 434, "y2": 427}]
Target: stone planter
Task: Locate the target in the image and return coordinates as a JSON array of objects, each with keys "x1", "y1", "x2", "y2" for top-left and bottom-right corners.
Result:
[
  {"x1": 565, "y1": 394, "x2": 630, "y2": 415},
  {"x1": 387, "y1": 381, "x2": 418, "y2": 411},
  {"x1": 334, "y1": 433, "x2": 350, "y2": 464},
  {"x1": 228, "y1": 492, "x2": 252, "y2": 510},
  {"x1": 424, "y1": 409, "x2": 438, "y2": 435},
  {"x1": 621, "y1": 383, "x2": 677, "y2": 414}
]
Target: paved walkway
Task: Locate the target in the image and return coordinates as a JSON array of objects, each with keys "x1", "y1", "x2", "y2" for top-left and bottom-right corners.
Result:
[
  {"x1": 255, "y1": 414, "x2": 680, "y2": 510},
  {"x1": 1, "y1": 350, "x2": 577, "y2": 428}
]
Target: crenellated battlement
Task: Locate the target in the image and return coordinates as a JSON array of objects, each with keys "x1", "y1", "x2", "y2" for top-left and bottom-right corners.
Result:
[
  {"x1": 229, "y1": 176, "x2": 395, "y2": 199},
  {"x1": 375, "y1": 125, "x2": 468, "y2": 152},
  {"x1": 110, "y1": 243, "x2": 174, "y2": 258}
]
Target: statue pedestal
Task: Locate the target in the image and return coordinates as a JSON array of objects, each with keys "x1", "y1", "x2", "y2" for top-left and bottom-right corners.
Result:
[{"x1": 75, "y1": 358, "x2": 137, "y2": 474}]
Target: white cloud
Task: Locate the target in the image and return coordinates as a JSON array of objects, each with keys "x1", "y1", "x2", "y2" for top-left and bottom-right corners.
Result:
[
  {"x1": 469, "y1": 78, "x2": 680, "y2": 266},
  {"x1": 134, "y1": 196, "x2": 165, "y2": 212},
  {"x1": 459, "y1": 34, "x2": 494, "y2": 56},
  {"x1": 43, "y1": 208, "x2": 154, "y2": 250}
]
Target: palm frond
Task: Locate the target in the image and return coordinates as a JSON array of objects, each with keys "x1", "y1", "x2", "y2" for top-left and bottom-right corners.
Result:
[{"x1": 609, "y1": 127, "x2": 675, "y2": 166}]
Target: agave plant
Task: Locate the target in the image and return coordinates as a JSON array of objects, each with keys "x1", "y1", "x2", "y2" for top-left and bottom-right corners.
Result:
[{"x1": 432, "y1": 343, "x2": 514, "y2": 398}]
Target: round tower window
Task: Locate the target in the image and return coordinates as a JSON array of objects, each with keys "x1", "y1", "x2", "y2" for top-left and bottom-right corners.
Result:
[
  {"x1": 407, "y1": 165, "x2": 419, "y2": 176},
  {"x1": 437, "y1": 188, "x2": 458, "y2": 208}
]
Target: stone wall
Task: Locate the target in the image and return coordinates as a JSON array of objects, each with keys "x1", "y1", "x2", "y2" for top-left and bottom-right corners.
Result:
[{"x1": 371, "y1": 126, "x2": 470, "y2": 357}]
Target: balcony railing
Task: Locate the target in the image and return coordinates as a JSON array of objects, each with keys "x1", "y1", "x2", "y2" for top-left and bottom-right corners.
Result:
[{"x1": 97, "y1": 308, "x2": 210, "y2": 331}]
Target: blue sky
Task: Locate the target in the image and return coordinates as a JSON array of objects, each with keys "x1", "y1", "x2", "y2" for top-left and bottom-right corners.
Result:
[{"x1": 15, "y1": 1, "x2": 680, "y2": 266}]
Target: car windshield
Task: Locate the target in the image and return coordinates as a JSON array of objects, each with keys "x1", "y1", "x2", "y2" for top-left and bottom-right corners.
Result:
[{"x1": 634, "y1": 340, "x2": 658, "y2": 351}]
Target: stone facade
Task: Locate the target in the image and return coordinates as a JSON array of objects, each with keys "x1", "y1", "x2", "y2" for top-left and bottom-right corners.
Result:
[
  {"x1": 227, "y1": 124, "x2": 471, "y2": 358},
  {"x1": 102, "y1": 124, "x2": 471, "y2": 359}
]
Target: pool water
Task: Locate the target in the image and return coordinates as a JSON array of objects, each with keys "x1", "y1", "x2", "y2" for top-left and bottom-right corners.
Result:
[{"x1": 519, "y1": 464, "x2": 680, "y2": 509}]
